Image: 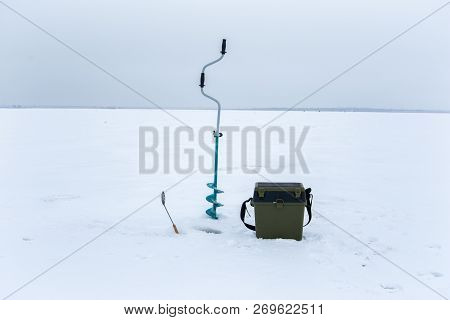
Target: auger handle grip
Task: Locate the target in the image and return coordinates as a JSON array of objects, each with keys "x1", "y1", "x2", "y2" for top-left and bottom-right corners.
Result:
[
  {"x1": 221, "y1": 39, "x2": 227, "y2": 55},
  {"x1": 200, "y1": 72, "x2": 205, "y2": 88}
]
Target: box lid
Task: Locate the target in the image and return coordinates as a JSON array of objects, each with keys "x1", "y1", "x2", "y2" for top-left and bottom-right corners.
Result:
[{"x1": 253, "y1": 182, "x2": 305, "y2": 203}]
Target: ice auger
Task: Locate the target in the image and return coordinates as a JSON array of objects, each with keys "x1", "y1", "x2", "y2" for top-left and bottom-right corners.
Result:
[{"x1": 200, "y1": 39, "x2": 227, "y2": 219}]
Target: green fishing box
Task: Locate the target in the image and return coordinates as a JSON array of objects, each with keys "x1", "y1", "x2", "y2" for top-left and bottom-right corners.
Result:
[{"x1": 252, "y1": 182, "x2": 309, "y2": 241}]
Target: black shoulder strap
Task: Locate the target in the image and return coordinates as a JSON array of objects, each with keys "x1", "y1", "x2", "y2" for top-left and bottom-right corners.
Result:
[
  {"x1": 240, "y1": 198, "x2": 255, "y2": 231},
  {"x1": 304, "y1": 188, "x2": 313, "y2": 227},
  {"x1": 240, "y1": 189, "x2": 313, "y2": 230}
]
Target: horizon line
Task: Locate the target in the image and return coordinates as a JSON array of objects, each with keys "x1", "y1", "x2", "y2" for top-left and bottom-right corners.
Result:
[{"x1": 0, "y1": 105, "x2": 449, "y2": 114}]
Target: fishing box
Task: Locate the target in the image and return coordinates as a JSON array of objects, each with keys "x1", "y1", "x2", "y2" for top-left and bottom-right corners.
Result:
[{"x1": 240, "y1": 182, "x2": 312, "y2": 241}]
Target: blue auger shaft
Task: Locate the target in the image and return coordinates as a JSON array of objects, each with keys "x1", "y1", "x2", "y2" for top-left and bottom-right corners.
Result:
[{"x1": 200, "y1": 39, "x2": 227, "y2": 219}]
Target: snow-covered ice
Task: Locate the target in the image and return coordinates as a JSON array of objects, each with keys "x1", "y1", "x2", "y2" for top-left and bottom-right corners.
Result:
[{"x1": 0, "y1": 109, "x2": 449, "y2": 299}]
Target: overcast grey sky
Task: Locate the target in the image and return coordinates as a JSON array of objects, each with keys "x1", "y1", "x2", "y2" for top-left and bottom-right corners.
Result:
[{"x1": 1, "y1": 0, "x2": 449, "y2": 110}]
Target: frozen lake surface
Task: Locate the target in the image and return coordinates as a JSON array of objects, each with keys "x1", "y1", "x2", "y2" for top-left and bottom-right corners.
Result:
[{"x1": 0, "y1": 109, "x2": 449, "y2": 299}]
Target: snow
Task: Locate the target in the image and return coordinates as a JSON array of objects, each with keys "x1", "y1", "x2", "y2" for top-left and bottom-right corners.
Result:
[{"x1": 0, "y1": 109, "x2": 449, "y2": 299}]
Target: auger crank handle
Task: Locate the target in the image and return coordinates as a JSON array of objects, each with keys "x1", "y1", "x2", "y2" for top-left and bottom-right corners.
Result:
[
  {"x1": 200, "y1": 72, "x2": 205, "y2": 88},
  {"x1": 221, "y1": 39, "x2": 227, "y2": 55}
]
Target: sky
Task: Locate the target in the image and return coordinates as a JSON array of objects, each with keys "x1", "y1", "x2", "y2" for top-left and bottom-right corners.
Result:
[{"x1": 0, "y1": 0, "x2": 449, "y2": 110}]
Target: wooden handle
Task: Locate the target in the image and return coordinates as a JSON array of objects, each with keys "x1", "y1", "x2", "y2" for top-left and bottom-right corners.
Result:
[{"x1": 172, "y1": 224, "x2": 179, "y2": 234}]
